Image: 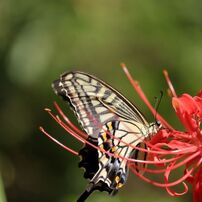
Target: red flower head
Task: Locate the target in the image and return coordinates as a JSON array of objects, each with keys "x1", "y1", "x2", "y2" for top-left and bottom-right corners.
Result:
[
  {"x1": 123, "y1": 66, "x2": 202, "y2": 201},
  {"x1": 170, "y1": 92, "x2": 202, "y2": 201}
]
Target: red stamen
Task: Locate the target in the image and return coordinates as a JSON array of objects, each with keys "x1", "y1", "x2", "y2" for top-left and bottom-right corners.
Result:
[
  {"x1": 129, "y1": 159, "x2": 196, "y2": 188},
  {"x1": 44, "y1": 108, "x2": 86, "y2": 144},
  {"x1": 85, "y1": 108, "x2": 188, "y2": 158},
  {"x1": 39, "y1": 126, "x2": 79, "y2": 156},
  {"x1": 44, "y1": 107, "x2": 132, "y2": 162},
  {"x1": 121, "y1": 63, "x2": 174, "y2": 130},
  {"x1": 51, "y1": 103, "x2": 134, "y2": 163},
  {"x1": 163, "y1": 70, "x2": 177, "y2": 97},
  {"x1": 53, "y1": 101, "x2": 88, "y2": 139},
  {"x1": 44, "y1": 105, "x2": 183, "y2": 165},
  {"x1": 146, "y1": 141, "x2": 198, "y2": 155}
]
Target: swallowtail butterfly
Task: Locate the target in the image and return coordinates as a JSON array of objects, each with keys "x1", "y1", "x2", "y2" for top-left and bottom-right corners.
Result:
[{"x1": 52, "y1": 71, "x2": 160, "y2": 202}]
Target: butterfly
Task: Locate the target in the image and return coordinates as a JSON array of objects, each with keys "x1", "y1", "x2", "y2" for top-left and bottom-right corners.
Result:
[{"x1": 52, "y1": 71, "x2": 160, "y2": 202}]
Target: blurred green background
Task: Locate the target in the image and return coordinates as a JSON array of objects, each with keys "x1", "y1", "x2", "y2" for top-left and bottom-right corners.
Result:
[{"x1": 0, "y1": 0, "x2": 201, "y2": 202}]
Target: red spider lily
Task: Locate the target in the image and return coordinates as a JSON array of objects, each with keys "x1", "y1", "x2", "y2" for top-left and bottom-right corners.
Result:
[
  {"x1": 40, "y1": 65, "x2": 202, "y2": 202},
  {"x1": 123, "y1": 65, "x2": 202, "y2": 201}
]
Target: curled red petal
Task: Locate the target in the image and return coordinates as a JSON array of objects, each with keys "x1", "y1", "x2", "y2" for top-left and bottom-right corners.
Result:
[
  {"x1": 172, "y1": 94, "x2": 199, "y2": 114},
  {"x1": 193, "y1": 96, "x2": 202, "y2": 119},
  {"x1": 172, "y1": 95, "x2": 201, "y2": 132},
  {"x1": 193, "y1": 166, "x2": 202, "y2": 202},
  {"x1": 197, "y1": 89, "x2": 202, "y2": 98},
  {"x1": 164, "y1": 162, "x2": 188, "y2": 196}
]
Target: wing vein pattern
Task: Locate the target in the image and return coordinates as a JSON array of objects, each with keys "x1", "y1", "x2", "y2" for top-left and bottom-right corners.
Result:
[{"x1": 52, "y1": 71, "x2": 149, "y2": 138}]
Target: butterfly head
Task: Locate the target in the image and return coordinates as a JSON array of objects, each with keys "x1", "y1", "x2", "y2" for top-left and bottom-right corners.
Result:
[{"x1": 148, "y1": 120, "x2": 162, "y2": 136}]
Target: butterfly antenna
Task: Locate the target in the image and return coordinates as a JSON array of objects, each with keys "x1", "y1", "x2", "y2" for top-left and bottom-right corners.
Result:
[{"x1": 154, "y1": 90, "x2": 163, "y2": 125}]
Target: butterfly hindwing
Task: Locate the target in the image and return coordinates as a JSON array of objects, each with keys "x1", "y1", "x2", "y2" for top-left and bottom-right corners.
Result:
[{"x1": 77, "y1": 119, "x2": 149, "y2": 202}]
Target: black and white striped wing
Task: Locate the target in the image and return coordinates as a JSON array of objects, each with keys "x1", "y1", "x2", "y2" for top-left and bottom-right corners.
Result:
[{"x1": 52, "y1": 71, "x2": 149, "y2": 139}]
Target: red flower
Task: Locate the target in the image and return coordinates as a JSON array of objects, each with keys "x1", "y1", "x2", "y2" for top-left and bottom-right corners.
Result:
[
  {"x1": 169, "y1": 93, "x2": 202, "y2": 200},
  {"x1": 173, "y1": 94, "x2": 202, "y2": 132},
  {"x1": 40, "y1": 65, "x2": 202, "y2": 201},
  {"x1": 123, "y1": 65, "x2": 202, "y2": 201}
]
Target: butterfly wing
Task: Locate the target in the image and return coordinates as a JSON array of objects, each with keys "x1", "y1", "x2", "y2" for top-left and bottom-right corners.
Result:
[
  {"x1": 52, "y1": 71, "x2": 151, "y2": 201},
  {"x1": 52, "y1": 71, "x2": 148, "y2": 137}
]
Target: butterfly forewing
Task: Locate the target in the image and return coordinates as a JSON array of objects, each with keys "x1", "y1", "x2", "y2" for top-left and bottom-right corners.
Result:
[{"x1": 52, "y1": 71, "x2": 149, "y2": 138}]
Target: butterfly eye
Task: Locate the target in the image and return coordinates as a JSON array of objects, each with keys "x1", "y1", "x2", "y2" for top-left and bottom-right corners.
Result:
[{"x1": 156, "y1": 120, "x2": 161, "y2": 127}]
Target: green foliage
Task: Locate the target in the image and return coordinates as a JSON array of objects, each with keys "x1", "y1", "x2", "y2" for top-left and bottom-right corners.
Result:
[{"x1": 0, "y1": 174, "x2": 7, "y2": 202}]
